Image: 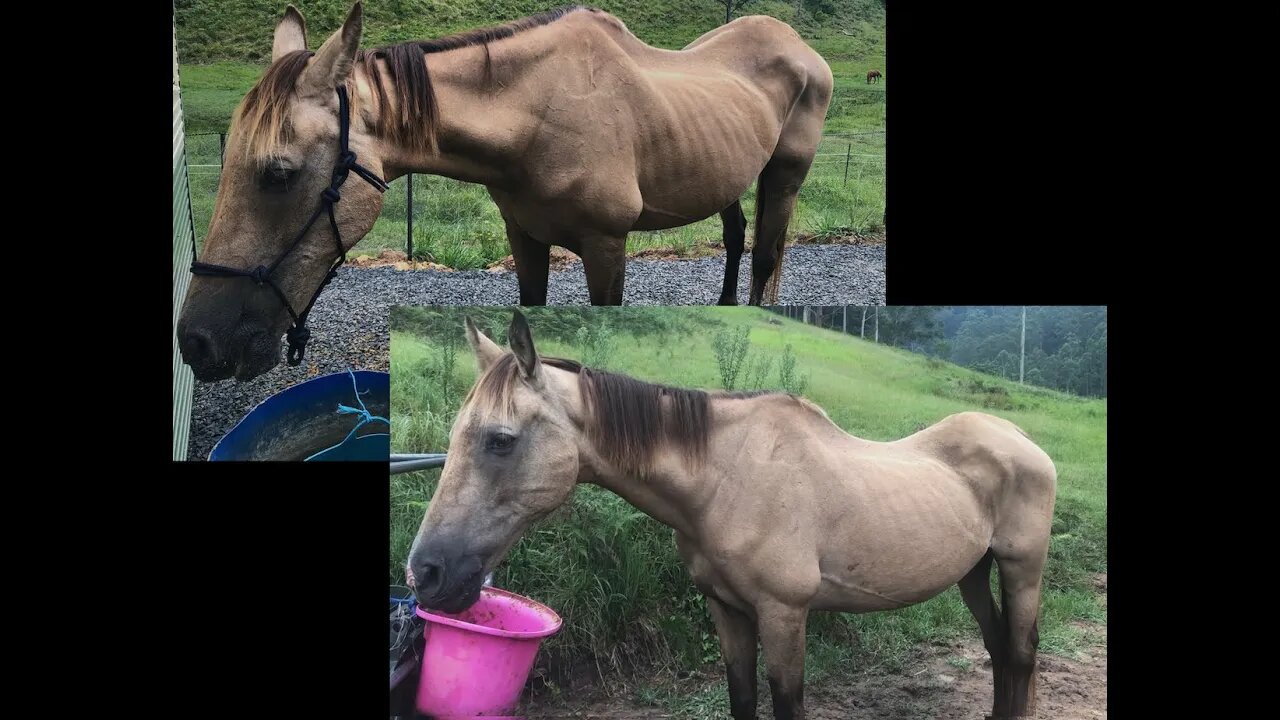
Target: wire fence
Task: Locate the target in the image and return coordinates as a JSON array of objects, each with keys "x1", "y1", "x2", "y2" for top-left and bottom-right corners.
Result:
[{"x1": 184, "y1": 129, "x2": 884, "y2": 262}]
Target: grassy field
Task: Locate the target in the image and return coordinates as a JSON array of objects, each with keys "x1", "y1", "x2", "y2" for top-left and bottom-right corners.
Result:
[
  {"x1": 389, "y1": 307, "x2": 1107, "y2": 714},
  {"x1": 176, "y1": 0, "x2": 886, "y2": 264}
]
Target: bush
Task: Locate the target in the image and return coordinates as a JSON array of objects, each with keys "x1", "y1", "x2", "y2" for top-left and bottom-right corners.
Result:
[{"x1": 712, "y1": 326, "x2": 752, "y2": 390}]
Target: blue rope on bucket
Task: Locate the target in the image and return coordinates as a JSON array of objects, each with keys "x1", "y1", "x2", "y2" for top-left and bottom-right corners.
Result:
[{"x1": 304, "y1": 369, "x2": 390, "y2": 462}]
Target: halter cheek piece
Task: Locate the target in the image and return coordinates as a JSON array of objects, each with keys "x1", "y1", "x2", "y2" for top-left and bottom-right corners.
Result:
[{"x1": 190, "y1": 86, "x2": 389, "y2": 366}]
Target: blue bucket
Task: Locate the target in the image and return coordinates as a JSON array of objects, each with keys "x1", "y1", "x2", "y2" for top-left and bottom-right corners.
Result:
[{"x1": 209, "y1": 370, "x2": 390, "y2": 461}]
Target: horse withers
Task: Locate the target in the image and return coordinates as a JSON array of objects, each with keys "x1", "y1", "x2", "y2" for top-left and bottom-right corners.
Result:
[
  {"x1": 178, "y1": 4, "x2": 833, "y2": 381},
  {"x1": 406, "y1": 311, "x2": 1057, "y2": 720}
]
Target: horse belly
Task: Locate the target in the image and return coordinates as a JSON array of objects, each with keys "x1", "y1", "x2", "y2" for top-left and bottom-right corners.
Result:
[
  {"x1": 811, "y1": 478, "x2": 994, "y2": 613},
  {"x1": 810, "y1": 550, "x2": 984, "y2": 613}
]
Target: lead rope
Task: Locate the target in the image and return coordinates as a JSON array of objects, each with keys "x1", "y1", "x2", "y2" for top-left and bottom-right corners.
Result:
[
  {"x1": 303, "y1": 369, "x2": 390, "y2": 462},
  {"x1": 190, "y1": 85, "x2": 388, "y2": 366}
]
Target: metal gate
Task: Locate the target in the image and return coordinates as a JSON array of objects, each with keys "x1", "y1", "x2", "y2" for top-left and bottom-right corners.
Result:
[{"x1": 172, "y1": 16, "x2": 195, "y2": 460}]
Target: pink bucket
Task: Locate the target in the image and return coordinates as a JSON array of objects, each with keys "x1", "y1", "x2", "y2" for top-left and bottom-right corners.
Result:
[{"x1": 414, "y1": 586, "x2": 562, "y2": 718}]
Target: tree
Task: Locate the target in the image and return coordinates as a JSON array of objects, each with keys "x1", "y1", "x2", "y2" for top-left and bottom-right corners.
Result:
[
  {"x1": 1019, "y1": 306, "x2": 1026, "y2": 384},
  {"x1": 874, "y1": 307, "x2": 943, "y2": 350},
  {"x1": 717, "y1": 0, "x2": 758, "y2": 25}
]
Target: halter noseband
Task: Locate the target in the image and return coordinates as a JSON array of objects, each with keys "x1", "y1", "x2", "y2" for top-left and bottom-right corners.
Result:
[{"x1": 190, "y1": 86, "x2": 389, "y2": 366}]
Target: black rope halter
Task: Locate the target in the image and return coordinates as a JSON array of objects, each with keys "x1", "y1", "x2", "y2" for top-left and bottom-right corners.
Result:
[{"x1": 190, "y1": 86, "x2": 389, "y2": 366}]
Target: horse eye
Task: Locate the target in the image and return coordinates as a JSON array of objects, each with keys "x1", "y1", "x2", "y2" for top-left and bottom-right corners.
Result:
[
  {"x1": 486, "y1": 433, "x2": 516, "y2": 453},
  {"x1": 260, "y1": 164, "x2": 298, "y2": 192}
]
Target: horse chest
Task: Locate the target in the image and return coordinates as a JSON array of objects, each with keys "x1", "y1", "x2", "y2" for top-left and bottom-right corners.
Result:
[{"x1": 676, "y1": 536, "x2": 751, "y2": 611}]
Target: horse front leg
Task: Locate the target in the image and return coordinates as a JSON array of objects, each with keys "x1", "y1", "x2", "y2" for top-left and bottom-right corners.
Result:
[
  {"x1": 488, "y1": 188, "x2": 550, "y2": 305},
  {"x1": 507, "y1": 227, "x2": 551, "y2": 306},
  {"x1": 707, "y1": 594, "x2": 759, "y2": 720},
  {"x1": 757, "y1": 601, "x2": 808, "y2": 720},
  {"x1": 578, "y1": 235, "x2": 627, "y2": 305}
]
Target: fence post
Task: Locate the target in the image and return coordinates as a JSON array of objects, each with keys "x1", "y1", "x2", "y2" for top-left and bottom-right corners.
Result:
[
  {"x1": 406, "y1": 173, "x2": 414, "y2": 260},
  {"x1": 219, "y1": 132, "x2": 226, "y2": 165},
  {"x1": 843, "y1": 143, "x2": 852, "y2": 186}
]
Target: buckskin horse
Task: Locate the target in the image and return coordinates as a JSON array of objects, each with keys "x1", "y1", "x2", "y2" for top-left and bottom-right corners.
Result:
[
  {"x1": 177, "y1": 4, "x2": 833, "y2": 382},
  {"x1": 407, "y1": 311, "x2": 1058, "y2": 720}
]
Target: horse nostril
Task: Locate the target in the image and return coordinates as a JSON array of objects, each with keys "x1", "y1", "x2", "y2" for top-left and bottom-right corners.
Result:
[
  {"x1": 180, "y1": 328, "x2": 218, "y2": 366},
  {"x1": 410, "y1": 557, "x2": 445, "y2": 599}
]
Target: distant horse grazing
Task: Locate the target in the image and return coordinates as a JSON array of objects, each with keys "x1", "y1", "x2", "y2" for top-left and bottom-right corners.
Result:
[
  {"x1": 867, "y1": 68, "x2": 882, "y2": 83},
  {"x1": 178, "y1": 3, "x2": 834, "y2": 382},
  {"x1": 407, "y1": 311, "x2": 1058, "y2": 720}
]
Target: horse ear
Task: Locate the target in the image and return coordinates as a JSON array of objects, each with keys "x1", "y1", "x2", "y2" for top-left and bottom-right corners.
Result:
[
  {"x1": 465, "y1": 317, "x2": 504, "y2": 372},
  {"x1": 508, "y1": 311, "x2": 541, "y2": 381},
  {"x1": 271, "y1": 5, "x2": 308, "y2": 62},
  {"x1": 300, "y1": 1, "x2": 362, "y2": 96}
]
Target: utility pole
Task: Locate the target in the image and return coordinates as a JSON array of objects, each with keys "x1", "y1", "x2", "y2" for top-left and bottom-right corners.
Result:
[{"x1": 1019, "y1": 306, "x2": 1026, "y2": 384}]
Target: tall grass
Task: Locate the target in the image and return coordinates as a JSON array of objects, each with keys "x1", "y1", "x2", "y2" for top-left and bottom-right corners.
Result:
[{"x1": 390, "y1": 307, "x2": 1108, "y2": 703}]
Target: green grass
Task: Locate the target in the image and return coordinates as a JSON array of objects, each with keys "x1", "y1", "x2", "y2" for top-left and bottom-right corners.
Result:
[
  {"x1": 389, "y1": 307, "x2": 1107, "y2": 713},
  {"x1": 176, "y1": 0, "x2": 885, "y2": 262}
]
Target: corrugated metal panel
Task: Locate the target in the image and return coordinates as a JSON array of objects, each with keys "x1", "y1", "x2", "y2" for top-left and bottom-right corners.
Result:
[{"x1": 172, "y1": 17, "x2": 195, "y2": 461}]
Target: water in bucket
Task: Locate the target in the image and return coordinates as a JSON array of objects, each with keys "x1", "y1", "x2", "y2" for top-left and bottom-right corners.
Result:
[{"x1": 208, "y1": 369, "x2": 389, "y2": 461}]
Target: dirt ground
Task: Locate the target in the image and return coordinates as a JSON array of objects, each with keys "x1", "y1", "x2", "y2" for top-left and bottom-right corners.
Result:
[{"x1": 519, "y1": 623, "x2": 1106, "y2": 720}]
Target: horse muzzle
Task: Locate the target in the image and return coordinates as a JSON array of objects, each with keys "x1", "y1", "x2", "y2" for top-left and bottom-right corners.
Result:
[
  {"x1": 178, "y1": 315, "x2": 281, "y2": 382},
  {"x1": 407, "y1": 551, "x2": 485, "y2": 613}
]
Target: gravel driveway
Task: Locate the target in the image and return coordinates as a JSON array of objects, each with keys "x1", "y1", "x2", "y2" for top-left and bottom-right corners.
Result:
[{"x1": 186, "y1": 243, "x2": 884, "y2": 459}]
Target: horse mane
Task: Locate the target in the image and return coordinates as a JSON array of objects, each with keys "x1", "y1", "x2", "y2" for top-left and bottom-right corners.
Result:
[
  {"x1": 465, "y1": 353, "x2": 776, "y2": 476},
  {"x1": 235, "y1": 5, "x2": 594, "y2": 161}
]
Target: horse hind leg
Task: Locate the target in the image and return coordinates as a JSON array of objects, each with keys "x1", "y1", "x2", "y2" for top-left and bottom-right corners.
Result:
[
  {"x1": 994, "y1": 554, "x2": 1046, "y2": 718},
  {"x1": 748, "y1": 161, "x2": 804, "y2": 306},
  {"x1": 988, "y1": 457, "x2": 1054, "y2": 718},
  {"x1": 958, "y1": 550, "x2": 1010, "y2": 718},
  {"x1": 718, "y1": 200, "x2": 747, "y2": 305},
  {"x1": 750, "y1": 88, "x2": 824, "y2": 305}
]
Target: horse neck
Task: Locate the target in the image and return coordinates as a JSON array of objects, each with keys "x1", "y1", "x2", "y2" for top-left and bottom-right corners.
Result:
[
  {"x1": 578, "y1": 393, "x2": 772, "y2": 539},
  {"x1": 364, "y1": 37, "x2": 557, "y2": 187}
]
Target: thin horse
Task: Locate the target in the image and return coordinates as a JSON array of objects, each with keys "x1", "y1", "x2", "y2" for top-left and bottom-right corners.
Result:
[
  {"x1": 408, "y1": 312, "x2": 1057, "y2": 720},
  {"x1": 177, "y1": 3, "x2": 833, "y2": 382}
]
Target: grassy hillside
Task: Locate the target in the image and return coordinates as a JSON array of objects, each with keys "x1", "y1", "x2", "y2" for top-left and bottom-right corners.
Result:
[
  {"x1": 176, "y1": 1, "x2": 886, "y2": 260},
  {"x1": 389, "y1": 307, "x2": 1107, "y2": 714}
]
